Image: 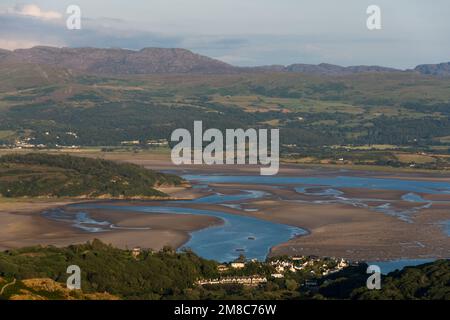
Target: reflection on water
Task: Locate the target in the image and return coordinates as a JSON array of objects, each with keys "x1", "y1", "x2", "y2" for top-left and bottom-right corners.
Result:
[
  {"x1": 70, "y1": 203, "x2": 306, "y2": 262},
  {"x1": 43, "y1": 209, "x2": 111, "y2": 233},
  {"x1": 42, "y1": 174, "x2": 449, "y2": 265},
  {"x1": 43, "y1": 208, "x2": 151, "y2": 233},
  {"x1": 402, "y1": 193, "x2": 427, "y2": 203},
  {"x1": 295, "y1": 187, "x2": 344, "y2": 197},
  {"x1": 184, "y1": 175, "x2": 450, "y2": 194},
  {"x1": 184, "y1": 175, "x2": 450, "y2": 224},
  {"x1": 176, "y1": 190, "x2": 268, "y2": 204}
]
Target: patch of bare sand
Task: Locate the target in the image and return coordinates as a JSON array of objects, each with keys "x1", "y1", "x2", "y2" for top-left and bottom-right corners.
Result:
[
  {"x1": 173, "y1": 182, "x2": 449, "y2": 260},
  {"x1": 168, "y1": 198, "x2": 448, "y2": 261},
  {"x1": 80, "y1": 208, "x2": 221, "y2": 233},
  {"x1": 156, "y1": 186, "x2": 208, "y2": 200},
  {"x1": 421, "y1": 194, "x2": 450, "y2": 201},
  {"x1": 413, "y1": 206, "x2": 450, "y2": 236},
  {"x1": 339, "y1": 188, "x2": 406, "y2": 201},
  {"x1": 209, "y1": 183, "x2": 322, "y2": 201},
  {"x1": 0, "y1": 200, "x2": 222, "y2": 252},
  {"x1": 254, "y1": 200, "x2": 450, "y2": 261},
  {"x1": 0, "y1": 200, "x2": 80, "y2": 248}
]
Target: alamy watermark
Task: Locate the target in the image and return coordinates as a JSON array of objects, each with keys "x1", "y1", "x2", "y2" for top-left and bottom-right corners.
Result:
[
  {"x1": 367, "y1": 5, "x2": 382, "y2": 30},
  {"x1": 66, "y1": 265, "x2": 81, "y2": 290},
  {"x1": 170, "y1": 121, "x2": 279, "y2": 175},
  {"x1": 366, "y1": 265, "x2": 382, "y2": 290},
  {"x1": 66, "y1": 5, "x2": 82, "y2": 30}
]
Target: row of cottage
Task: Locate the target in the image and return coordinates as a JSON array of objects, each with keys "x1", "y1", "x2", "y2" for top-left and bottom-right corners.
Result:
[{"x1": 216, "y1": 257, "x2": 350, "y2": 279}]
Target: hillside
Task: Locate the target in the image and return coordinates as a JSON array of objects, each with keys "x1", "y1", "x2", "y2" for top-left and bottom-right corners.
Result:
[
  {"x1": 0, "y1": 46, "x2": 450, "y2": 168},
  {"x1": 249, "y1": 63, "x2": 402, "y2": 75},
  {"x1": 0, "y1": 277, "x2": 119, "y2": 300},
  {"x1": 1, "y1": 46, "x2": 448, "y2": 76},
  {"x1": 0, "y1": 240, "x2": 219, "y2": 300},
  {"x1": 1, "y1": 71, "x2": 450, "y2": 151},
  {"x1": 0, "y1": 153, "x2": 184, "y2": 199},
  {"x1": 0, "y1": 240, "x2": 448, "y2": 300},
  {"x1": 0, "y1": 62, "x2": 74, "y2": 92},
  {"x1": 0, "y1": 46, "x2": 236, "y2": 75},
  {"x1": 415, "y1": 62, "x2": 450, "y2": 76},
  {"x1": 348, "y1": 260, "x2": 450, "y2": 300}
]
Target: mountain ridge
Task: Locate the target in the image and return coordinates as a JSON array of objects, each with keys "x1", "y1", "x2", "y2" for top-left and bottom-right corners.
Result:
[
  {"x1": 414, "y1": 62, "x2": 450, "y2": 76},
  {"x1": 0, "y1": 46, "x2": 236, "y2": 75},
  {"x1": 0, "y1": 46, "x2": 449, "y2": 76}
]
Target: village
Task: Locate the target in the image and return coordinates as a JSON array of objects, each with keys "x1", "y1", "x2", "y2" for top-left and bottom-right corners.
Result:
[
  {"x1": 196, "y1": 256, "x2": 351, "y2": 287},
  {"x1": 1, "y1": 134, "x2": 169, "y2": 150}
]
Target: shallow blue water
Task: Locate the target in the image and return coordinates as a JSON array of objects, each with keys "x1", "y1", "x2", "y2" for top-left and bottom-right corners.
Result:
[
  {"x1": 184, "y1": 175, "x2": 450, "y2": 224},
  {"x1": 367, "y1": 259, "x2": 436, "y2": 274},
  {"x1": 43, "y1": 209, "x2": 110, "y2": 233},
  {"x1": 183, "y1": 175, "x2": 450, "y2": 194},
  {"x1": 55, "y1": 174, "x2": 450, "y2": 265},
  {"x1": 295, "y1": 187, "x2": 344, "y2": 197},
  {"x1": 176, "y1": 190, "x2": 267, "y2": 204},
  {"x1": 71, "y1": 203, "x2": 306, "y2": 262},
  {"x1": 401, "y1": 193, "x2": 428, "y2": 202}
]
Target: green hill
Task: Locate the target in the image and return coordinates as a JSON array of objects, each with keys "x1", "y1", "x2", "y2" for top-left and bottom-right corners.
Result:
[
  {"x1": 0, "y1": 153, "x2": 184, "y2": 199},
  {"x1": 0, "y1": 240, "x2": 448, "y2": 300},
  {"x1": 349, "y1": 260, "x2": 450, "y2": 300}
]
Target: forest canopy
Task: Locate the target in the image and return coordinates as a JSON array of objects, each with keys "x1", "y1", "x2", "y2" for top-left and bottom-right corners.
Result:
[{"x1": 0, "y1": 153, "x2": 184, "y2": 198}]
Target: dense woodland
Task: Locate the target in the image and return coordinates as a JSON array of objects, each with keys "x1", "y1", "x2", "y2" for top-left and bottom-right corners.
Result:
[
  {"x1": 0, "y1": 153, "x2": 183, "y2": 198},
  {"x1": 1, "y1": 72, "x2": 450, "y2": 151},
  {"x1": 0, "y1": 241, "x2": 448, "y2": 300}
]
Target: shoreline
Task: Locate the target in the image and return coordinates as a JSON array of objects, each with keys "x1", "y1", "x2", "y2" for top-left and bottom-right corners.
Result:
[
  {"x1": 1, "y1": 189, "x2": 448, "y2": 261},
  {"x1": 0, "y1": 194, "x2": 222, "y2": 252},
  {"x1": 2, "y1": 148, "x2": 450, "y2": 178},
  {"x1": 1, "y1": 156, "x2": 449, "y2": 261}
]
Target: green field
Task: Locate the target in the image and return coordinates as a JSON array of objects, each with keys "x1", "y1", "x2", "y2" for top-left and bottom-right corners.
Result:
[{"x1": 1, "y1": 70, "x2": 450, "y2": 166}]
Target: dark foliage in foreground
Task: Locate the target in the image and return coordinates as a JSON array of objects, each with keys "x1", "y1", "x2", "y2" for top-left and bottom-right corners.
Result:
[{"x1": 0, "y1": 240, "x2": 448, "y2": 300}]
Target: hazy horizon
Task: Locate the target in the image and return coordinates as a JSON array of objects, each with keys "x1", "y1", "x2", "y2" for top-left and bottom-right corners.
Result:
[
  {"x1": 1, "y1": 44, "x2": 447, "y2": 70},
  {"x1": 1, "y1": 1, "x2": 449, "y2": 69}
]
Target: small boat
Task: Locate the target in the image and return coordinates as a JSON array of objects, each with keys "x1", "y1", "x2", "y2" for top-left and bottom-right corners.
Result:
[
  {"x1": 248, "y1": 236, "x2": 256, "y2": 240},
  {"x1": 235, "y1": 248, "x2": 245, "y2": 252}
]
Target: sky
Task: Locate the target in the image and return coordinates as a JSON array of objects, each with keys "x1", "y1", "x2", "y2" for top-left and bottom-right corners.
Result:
[{"x1": 0, "y1": 0, "x2": 449, "y2": 68}]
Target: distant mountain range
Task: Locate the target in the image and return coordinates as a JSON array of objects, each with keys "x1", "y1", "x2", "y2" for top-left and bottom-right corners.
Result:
[
  {"x1": 0, "y1": 46, "x2": 449, "y2": 76},
  {"x1": 246, "y1": 63, "x2": 401, "y2": 75},
  {"x1": 0, "y1": 46, "x2": 234, "y2": 75},
  {"x1": 414, "y1": 62, "x2": 450, "y2": 76}
]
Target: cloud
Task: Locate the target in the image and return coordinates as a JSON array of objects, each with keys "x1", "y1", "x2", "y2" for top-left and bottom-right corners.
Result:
[
  {"x1": 12, "y1": 4, "x2": 62, "y2": 20},
  {"x1": 1, "y1": 1, "x2": 448, "y2": 68},
  {"x1": 214, "y1": 55, "x2": 256, "y2": 65},
  {"x1": 0, "y1": 11, "x2": 180, "y2": 51},
  {"x1": 0, "y1": 13, "x2": 66, "y2": 50},
  {"x1": 0, "y1": 39, "x2": 41, "y2": 51}
]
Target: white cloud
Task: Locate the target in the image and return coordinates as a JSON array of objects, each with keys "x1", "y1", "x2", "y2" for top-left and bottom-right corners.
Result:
[
  {"x1": 0, "y1": 39, "x2": 37, "y2": 50},
  {"x1": 0, "y1": 38, "x2": 64, "y2": 50},
  {"x1": 12, "y1": 4, "x2": 62, "y2": 20},
  {"x1": 214, "y1": 55, "x2": 255, "y2": 65},
  {"x1": 0, "y1": 1, "x2": 449, "y2": 67}
]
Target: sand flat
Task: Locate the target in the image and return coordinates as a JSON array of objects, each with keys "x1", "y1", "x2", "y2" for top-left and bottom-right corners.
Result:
[
  {"x1": 1, "y1": 154, "x2": 449, "y2": 261},
  {"x1": 0, "y1": 199, "x2": 221, "y2": 251}
]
